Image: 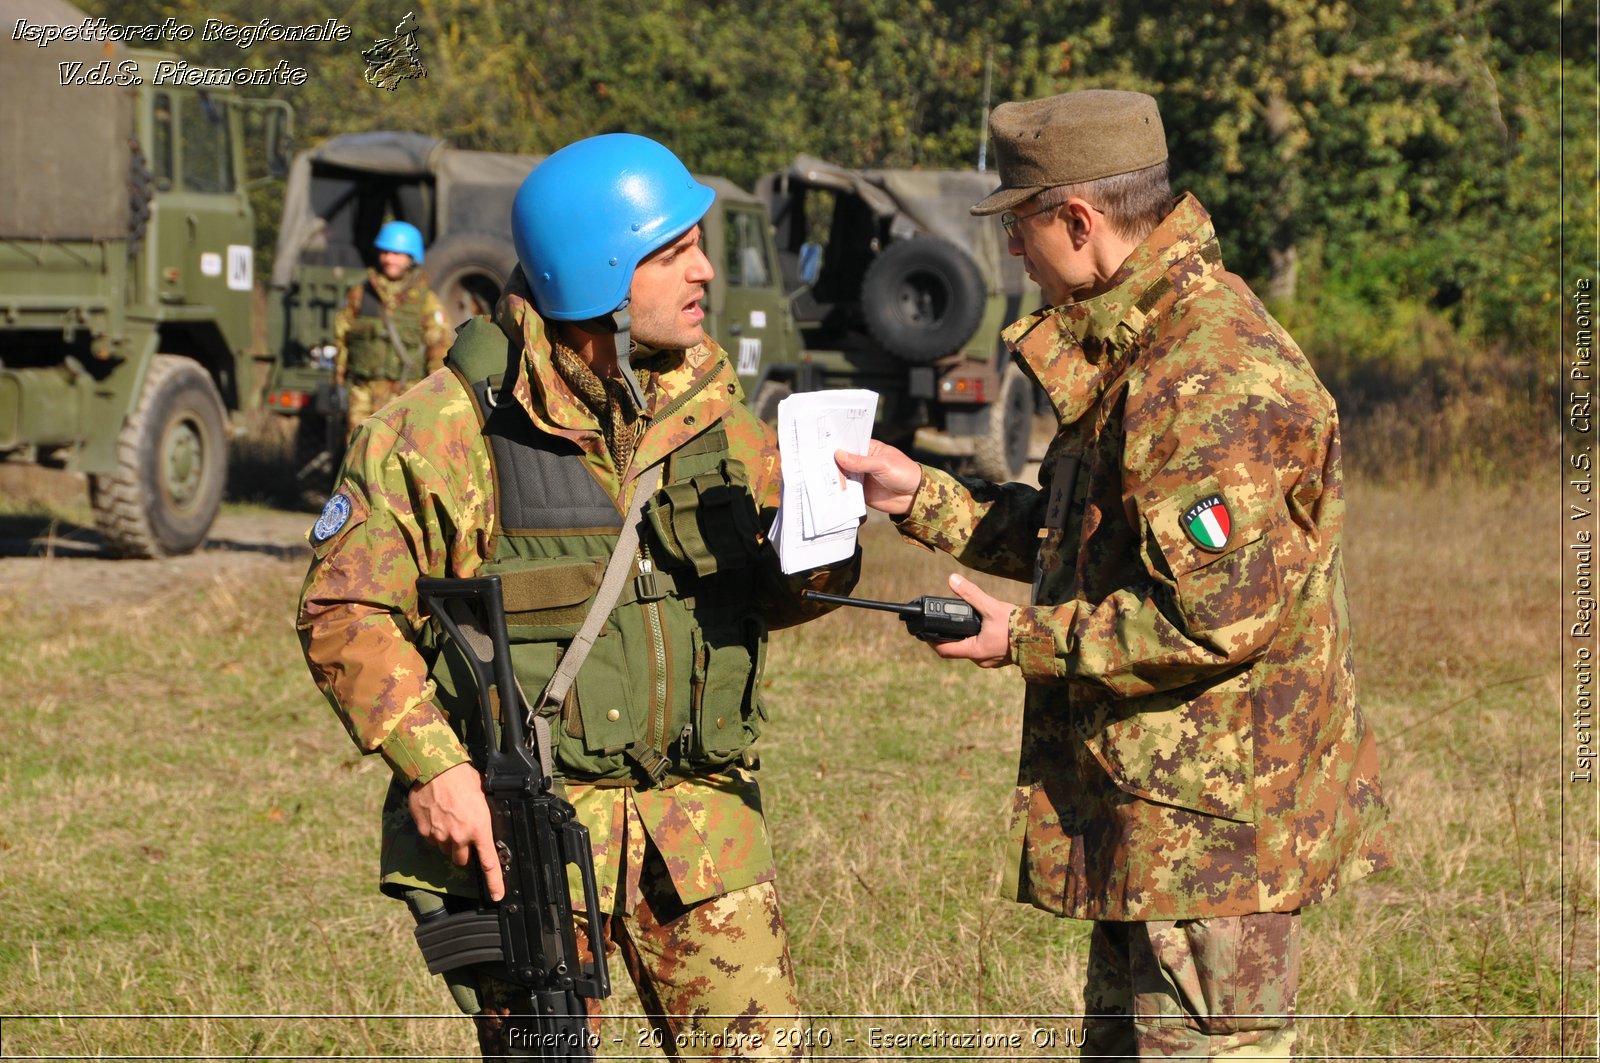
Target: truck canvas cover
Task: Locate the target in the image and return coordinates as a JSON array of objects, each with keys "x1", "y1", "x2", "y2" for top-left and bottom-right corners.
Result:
[
  {"x1": 271, "y1": 131, "x2": 541, "y2": 287},
  {"x1": 0, "y1": 0, "x2": 135, "y2": 241}
]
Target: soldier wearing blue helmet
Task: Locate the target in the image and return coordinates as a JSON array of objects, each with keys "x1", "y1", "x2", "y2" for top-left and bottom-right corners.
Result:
[
  {"x1": 331, "y1": 219, "x2": 451, "y2": 440},
  {"x1": 299, "y1": 133, "x2": 859, "y2": 1058}
]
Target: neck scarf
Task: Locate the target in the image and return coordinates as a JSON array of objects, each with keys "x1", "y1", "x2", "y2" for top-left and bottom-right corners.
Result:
[{"x1": 550, "y1": 341, "x2": 643, "y2": 470}]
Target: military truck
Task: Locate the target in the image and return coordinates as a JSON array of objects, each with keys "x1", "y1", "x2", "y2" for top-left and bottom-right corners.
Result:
[
  {"x1": 261, "y1": 131, "x2": 533, "y2": 495},
  {"x1": 753, "y1": 157, "x2": 1041, "y2": 481},
  {"x1": 262, "y1": 132, "x2": 801, "y2": 499},
  {"x1": 0, "y1": 0, "x2": 291, "y2": 557}
]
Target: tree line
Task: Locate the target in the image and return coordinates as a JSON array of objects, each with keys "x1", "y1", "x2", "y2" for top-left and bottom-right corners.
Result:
[{"x1": 81, "y1": 0, "x2": 1596, "y2": 473}]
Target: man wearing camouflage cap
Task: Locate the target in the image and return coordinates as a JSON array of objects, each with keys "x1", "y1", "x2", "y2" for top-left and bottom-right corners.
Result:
[
  {"x1": 300, "y1": 133, "x2": 858, "y2": 1058},
  {"x1": 838, "y1": 90, "x2": 1392, "y2": 1057}
]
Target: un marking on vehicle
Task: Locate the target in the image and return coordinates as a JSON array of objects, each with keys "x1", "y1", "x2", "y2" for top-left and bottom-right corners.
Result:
[{"x1": 737, "y1": 337, "x2": 762, "y2": 376}]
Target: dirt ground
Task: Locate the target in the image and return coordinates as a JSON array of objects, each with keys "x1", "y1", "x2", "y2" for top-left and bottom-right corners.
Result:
[
  {"x1": 0, "y1": 464, "x2": 311, "y2": 612},
  {"x1": 0, "y1": 417, "x2": 1047, "y2": 612}
]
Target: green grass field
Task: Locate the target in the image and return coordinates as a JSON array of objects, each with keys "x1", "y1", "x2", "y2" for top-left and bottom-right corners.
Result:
[{"x1": 0, "y1": 470, "x2": 1592, "y2": 1060}]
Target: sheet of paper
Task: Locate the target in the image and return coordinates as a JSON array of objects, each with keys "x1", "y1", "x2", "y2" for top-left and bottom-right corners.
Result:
[{"x1": 770, "y1": 389, "x2": 879, "y2": 574}]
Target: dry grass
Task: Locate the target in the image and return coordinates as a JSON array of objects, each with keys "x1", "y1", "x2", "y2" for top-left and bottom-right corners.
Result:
[{"x1": 0, "y1": 473, "x2": 1592, "y2": 1059}]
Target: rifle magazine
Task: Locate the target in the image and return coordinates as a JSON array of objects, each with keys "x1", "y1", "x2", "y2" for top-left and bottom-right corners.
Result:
[{"x1": 414, "y1": 909, "x2": 504, "y2": 975}]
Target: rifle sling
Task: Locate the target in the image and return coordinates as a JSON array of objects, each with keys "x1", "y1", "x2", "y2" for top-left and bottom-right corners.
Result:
[{"x1": 536, "y1": 462, "x2": 663, "y2": 716}]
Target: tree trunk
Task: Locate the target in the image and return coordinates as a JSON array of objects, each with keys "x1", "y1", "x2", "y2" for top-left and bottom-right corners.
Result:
[
  {"x1": 1264, "y1": 89, "x2": 1300, "y2": 303},
  {"x1": 1267, "y1": 243, "x2": 1299, "y2": 303}
]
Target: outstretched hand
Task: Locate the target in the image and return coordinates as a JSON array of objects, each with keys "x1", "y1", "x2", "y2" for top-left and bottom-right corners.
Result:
[
  {"x1": 408, "y1": 761, "x2": 505, "y2": 901},
  {"x1": 931, "y1": 573, "x2": 1016, "y2": 668},
  {"x1": 834, "y1": 440, "x2": 923, "y2": 516}
]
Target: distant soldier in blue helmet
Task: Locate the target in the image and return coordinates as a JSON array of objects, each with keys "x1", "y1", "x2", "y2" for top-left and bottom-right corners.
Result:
[
  {"x1": 331, "y1": 220, "x2": 451, "y2": 439},
  {"x1": 299, "y1": 133, "x2": 858, "y2": 1058}
]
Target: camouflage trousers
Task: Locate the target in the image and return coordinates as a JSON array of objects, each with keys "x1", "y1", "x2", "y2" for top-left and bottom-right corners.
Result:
[
  {"x1": 344, "y1": 378, "x2": 411, "y2": 441},
  {"x1": 471, "y1": 840, "x2": 802, "y2": 1061},
  {"x1": 1082, "y1": 911, "x2": 1301, "y2": 1060}
]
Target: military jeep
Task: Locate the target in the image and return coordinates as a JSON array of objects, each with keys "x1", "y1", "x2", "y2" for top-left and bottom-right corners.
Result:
[
  {"x1": 263, "y1": 136, "x2": 1043, "y2": 499},
  {"x1": 753, "y1": 157, "x2": 1043, "y2": 481}
]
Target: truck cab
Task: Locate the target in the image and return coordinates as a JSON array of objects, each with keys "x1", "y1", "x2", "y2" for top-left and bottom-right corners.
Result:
[{"x1": 0, "y1": 8, "x2": 290, "y2": 557}]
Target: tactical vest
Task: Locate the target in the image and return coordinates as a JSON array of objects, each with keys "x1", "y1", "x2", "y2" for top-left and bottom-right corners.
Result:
[
  {"x1": 429, "y1": 319, "x2": 768, "y2": 785},
  {"x1": 346, "y1": 273, "x2": 427, "y2": 382}
]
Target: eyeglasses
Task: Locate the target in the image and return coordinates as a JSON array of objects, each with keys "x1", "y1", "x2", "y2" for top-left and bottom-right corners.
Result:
[
  {"x1": 1000, "y1": 203, "x2": 1058, "y2": 239},
  {"x1": 1000, "y1": 200, "x2": 1102, "y2": 238}
]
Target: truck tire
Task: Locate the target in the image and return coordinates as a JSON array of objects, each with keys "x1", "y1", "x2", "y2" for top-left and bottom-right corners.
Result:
[
  {"x1": 970, "y1": 364, "x2": 1033, "y2": 482},
  {"x1": 860, "y1": 237, "x2": 986, "y2": 364},
  {"x1": 90, "y1": 355, "x2": 228, "y2": 558},
  {"x1": 427, "y1": 233, "x2": 519, "y2": 327}
]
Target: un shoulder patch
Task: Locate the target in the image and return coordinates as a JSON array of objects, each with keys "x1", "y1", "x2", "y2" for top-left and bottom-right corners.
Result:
[
  {"x1": 1182, "y1": 493, "x2": 1232, "y2": 552},
  {"x1": 312, "y1": 493, "x2": 353, "y2": 543}
]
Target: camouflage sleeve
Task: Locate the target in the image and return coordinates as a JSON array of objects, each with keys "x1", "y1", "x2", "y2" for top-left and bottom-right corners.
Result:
[
  {"x1": 332, "y1": 284, "x2": 362, "y2": 383},
  {"x1": 296, "y1": 409, "x2": 481, "y2": 786},
  {"x1": 1010, "y1": 389, "x2": 1321, "y2": 697},
  {"x1": 724, "y1": 403, "x2": 862, "y2": 630},
  {"x1": 420, "y1": 287, "x2": 451, "y2": 372},
  {"x1": 894, "y1": 464, "x2": 1045, "y2": 584}
]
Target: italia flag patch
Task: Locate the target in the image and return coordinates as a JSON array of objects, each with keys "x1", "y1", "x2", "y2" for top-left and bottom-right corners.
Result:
[{"x1": 1182, "y1": 493, "x2": 1232, "y2": 552}]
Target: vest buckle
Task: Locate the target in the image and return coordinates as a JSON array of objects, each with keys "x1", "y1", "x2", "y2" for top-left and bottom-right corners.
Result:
[
  {"x1": 626, "y1": 741, "x2": 672, "y2": 786},
  {"x1": 635, "y1": 557, "x2": 665, "y2": 602}
]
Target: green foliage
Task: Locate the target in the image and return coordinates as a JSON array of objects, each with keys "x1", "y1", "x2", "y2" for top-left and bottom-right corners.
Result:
[{"x1": 71, "y1": 0, "x2": 1589, "y2": 473}]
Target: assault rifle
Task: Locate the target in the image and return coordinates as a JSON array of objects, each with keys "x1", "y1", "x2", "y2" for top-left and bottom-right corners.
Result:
[{"x1": 415, "y1": 575, "x2": 611, "y2": 1059}]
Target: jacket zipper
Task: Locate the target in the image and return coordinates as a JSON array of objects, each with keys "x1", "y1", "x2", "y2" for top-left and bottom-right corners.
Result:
[
  {"x1": 638, "y1": 545, "x2": 669, "y2": 771},
  {"x1": 629, "y1": 369, "x2": 723, "y2": 777}
]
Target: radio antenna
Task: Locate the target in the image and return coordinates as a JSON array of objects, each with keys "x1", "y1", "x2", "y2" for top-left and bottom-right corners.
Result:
[{"x1": 977, "y1": 42, "x2": 994, "y2": 171}]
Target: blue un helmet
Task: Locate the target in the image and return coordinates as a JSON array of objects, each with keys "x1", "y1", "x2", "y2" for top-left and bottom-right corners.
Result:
[
  {"x1": 374, "y1": 220, "x2": 425, "y2": 264},
  {"x1": 511, "y1": 133, "x2": 715, "y2": 321}
]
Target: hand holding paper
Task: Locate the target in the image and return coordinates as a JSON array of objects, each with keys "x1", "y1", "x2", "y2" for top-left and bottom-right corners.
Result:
[{"x1": 769, "y1": 389, "x2": 878, "y2": 574}]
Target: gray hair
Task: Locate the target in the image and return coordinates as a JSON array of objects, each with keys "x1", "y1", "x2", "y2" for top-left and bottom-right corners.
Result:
[{"x1": 1035, "y1": 160, "x2": 1172, "y2": 243}]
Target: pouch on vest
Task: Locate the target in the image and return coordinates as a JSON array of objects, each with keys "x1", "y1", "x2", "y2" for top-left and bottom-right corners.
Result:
[
  {"x1": 689, "y1": 614, "x2": 768, "y2": 761},
  {"x1": 344, "y1": 316, "x2": 389, "y2": 379},
  {"x1": 644, "y1": 457, "x2": 761, "y2": 577},
  {"x1": 496, "y1": 558, "x2": 605, "y2": 640}
]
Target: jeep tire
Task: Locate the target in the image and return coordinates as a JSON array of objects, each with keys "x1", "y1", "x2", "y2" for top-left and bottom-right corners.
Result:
[
  {"x1": 860, "y1": 237, "x2": 986, "y2": 364},
  {"x1": 970, "y1": 363, "x2": 1033, "y2": 482},
  {"x1": 427, "y1": 233, "x2": 519, "y2": 327},
  {"x1": 90, "y1": 355, "x2": 228, "y2": 558}
]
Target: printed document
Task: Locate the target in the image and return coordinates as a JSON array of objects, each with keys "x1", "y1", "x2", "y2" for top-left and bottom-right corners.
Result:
[{"x1": 769, "y1": 389, "x2": 879, "y2": 573}]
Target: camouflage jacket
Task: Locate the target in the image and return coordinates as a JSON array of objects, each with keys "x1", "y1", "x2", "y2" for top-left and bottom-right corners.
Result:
[
  {"x1": 298, "y1": 283, "x2": 857, "y2": 910},
  {"x1": 896, "y1": 194, "x2": 1392, "y2": 920},
  {"x1": 333, "y1": 267, "x2": 451, "y2": 383}
]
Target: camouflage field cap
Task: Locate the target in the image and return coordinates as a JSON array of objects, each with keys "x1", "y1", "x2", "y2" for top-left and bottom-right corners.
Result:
[{"x1": 971, "y1": 90, "x2": 1167, "y2": 216}]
